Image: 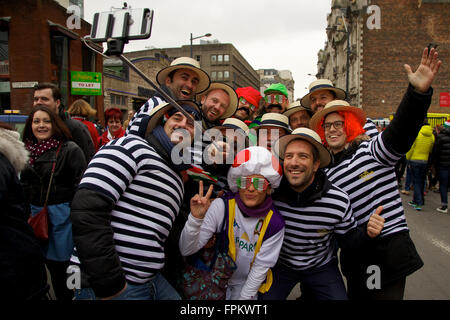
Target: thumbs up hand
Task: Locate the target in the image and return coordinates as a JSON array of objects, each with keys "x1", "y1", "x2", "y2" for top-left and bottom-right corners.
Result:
[{"x1": 367, "y1": 206, "x2": 385, "y2": 238}]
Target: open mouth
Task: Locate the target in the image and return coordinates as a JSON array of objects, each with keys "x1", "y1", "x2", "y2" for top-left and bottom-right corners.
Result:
[
  {"x1": 180, "y1": 89, "x2": 191, "y2": 98},
  {"x1": 236, "y1": 107, "x2": 249, "y2": 115}
]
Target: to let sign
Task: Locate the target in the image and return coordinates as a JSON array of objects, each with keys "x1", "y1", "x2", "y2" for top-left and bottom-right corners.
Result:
[
  {"x1": 440, "y1": 92, "x2": 450, "y2": 107},
  {"x1": 71, "y1": 71, "x2": 102, "y2": 96}
]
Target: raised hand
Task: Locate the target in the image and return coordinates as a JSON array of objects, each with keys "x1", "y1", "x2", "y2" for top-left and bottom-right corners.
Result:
[
  {"x1": 190, "y1": 180, "x2": 214, "y2": 219},
  {"x1": 367, "y1": 206, "x2": 385, "y2": 238},
  {"x1": 404, "y1": 47, "x2": 442, "y2": 93}
]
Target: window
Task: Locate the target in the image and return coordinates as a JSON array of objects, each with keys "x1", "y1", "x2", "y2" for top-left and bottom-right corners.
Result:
[
  {"x1": 211, "y1": 55, "x2": 217, "y2": 64},
  {"x1": 196, "y1": 55, "x2": 201, "y2": 62},
  {"x1": 218, "y1": 55, "x2": 223, "y2": 63},
  {"x1": 50, "y1": 34, "x2": 69, "y2": 106},
  {"x1": 110, "y1": 94, "x2": 127, "y2": 106},
  {"x1": 224, "y1": 54, "x2": 229, "y2": 62},
  {"x1": 211, "y1": 71, "x2": 217, "y2": 80},
  {"x1": 217, "y1": 71, "x2": 223, "y2": 80},
  {"x1": 224, "y1": 71, "x2": 229, "y2": 79}
]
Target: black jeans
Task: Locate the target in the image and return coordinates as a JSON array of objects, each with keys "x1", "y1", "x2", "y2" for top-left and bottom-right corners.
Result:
[{"x1": 45, "y1": 259, "x2": 73, "y2": 300}]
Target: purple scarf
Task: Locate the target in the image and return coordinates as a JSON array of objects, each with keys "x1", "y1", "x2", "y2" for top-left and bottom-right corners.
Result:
[{"x1": 235, "y1": 193, "x2": 273, "y2": 218}]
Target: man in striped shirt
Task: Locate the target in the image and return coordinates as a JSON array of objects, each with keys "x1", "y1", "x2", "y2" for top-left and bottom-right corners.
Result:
[
  {"x1": 70, "y1": 101, "x2": 202, "y2": 300},
  {"x1": 258, "y1": 128, "x2": 384, "y2": 300},
  {"x1": 126, "y1": 57, "x2": 210, "y2": 137},
  {"x1": 309, "y1": 47, "x2": 442, "y2": 300}
]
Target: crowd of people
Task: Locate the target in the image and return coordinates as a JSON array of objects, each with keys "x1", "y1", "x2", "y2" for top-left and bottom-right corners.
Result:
[{"x1": 0, "y1": 47, "x2": 445, "y2": 301}]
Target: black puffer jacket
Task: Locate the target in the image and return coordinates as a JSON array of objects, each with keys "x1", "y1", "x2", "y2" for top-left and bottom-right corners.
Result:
[
  {"x1": 431, "y1": 126, "x2": 450, "y2": 168},
  {"x1": 0, "y1": 128, "x2": 48, "y2": 300},
  {"x1": 20, "y1": 140, "x2": 87, "y2": 206}
]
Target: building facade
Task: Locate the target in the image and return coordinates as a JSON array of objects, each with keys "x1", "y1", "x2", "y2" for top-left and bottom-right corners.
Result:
[
  {"x1": 102, "y1": 41, "x2": 261, "y2": 113},
  {"x1": 317, "y1": 0, "x2": 449, "y2": 119},
  {"x1": 0, "y1": 0, "x2": 103, "y2": 119},
  {"x1": 258, "y1": 69, "x2": 295, "y2": 103}
]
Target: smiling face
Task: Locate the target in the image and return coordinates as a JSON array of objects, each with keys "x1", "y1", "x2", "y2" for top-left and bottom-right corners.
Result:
[
  {"x1": 32, "y1": 110, "x2": 53, "y2": 142},
  {"x1": 33, "y1": 88, "x2": 60, "y2": 113},
  {"x1": 201, "y1": 89, "x2": 230, "y2": 122},
  {"x1": 238, "y1": 174, "x2": 272, "y2": 208},
  {"x1": 163, "y1": 111, "x2": 195, "y2": 144},
  {"x1": 310, "y1": 89, "x2": 335, "y2": 113},
  {"x1": 107, "y1": 117, "x2": 122, "y2": 137},
  {"x1": 323, "y1": 112, "x2": 347, "y2": 154},
  {"x1": 289, "y1": 110, "x2": 311, "y2": 129},
  {"x1": 165, "y1": 68, "x2": 200, "y2": 100},
  {"x1": 283, "y1": 139, "x2": 319, "y2": 193}
]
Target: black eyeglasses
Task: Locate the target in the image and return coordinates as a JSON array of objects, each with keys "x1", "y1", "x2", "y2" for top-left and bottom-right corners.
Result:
[{"x1": 322, "y1": 120, "x2": 345, "y2": 130}]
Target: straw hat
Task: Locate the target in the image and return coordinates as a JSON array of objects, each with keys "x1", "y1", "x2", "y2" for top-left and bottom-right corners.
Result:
[
  {"x1": 300, "y1": 79, "x2": 346, "y2": 108},
  {"x1": 156, "y1": 57, "x2": 210, "y2": 94},
  {"x1": 145, "y1": 100, "x2": 202, "y2": 136},
  {"x1": 213, "y1": 117, "x2": 249, "y2": 135},
  {"x1": 309, "y1": 100, "x2": 366, "y2": 132},
  {"x1": 283, "y1": 100, "x2": 313, "y2": 118},
  {"x1": 254, "y1": 112, "x2": 292, "y2": 133},
  {"x1": 272, "y1": 127, "x2": 331, "y2": 168},
  {"x1": 197, "y1": 82, "x2": 238, "y2": 120}
]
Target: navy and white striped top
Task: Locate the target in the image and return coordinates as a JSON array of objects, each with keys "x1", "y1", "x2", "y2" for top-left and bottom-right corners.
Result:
[
  {"x1": 325, "y1": 131, "x2": 407, "y2": 237},
  {"x1": 274, "y1": 184, "x2": 355, "y2": 271},
  {"x1": 126, "y1": 95, "x2": 165, "y2": 137},
  {"x1": 71, "y1": 135, "x2": 184, "y2": 284}
]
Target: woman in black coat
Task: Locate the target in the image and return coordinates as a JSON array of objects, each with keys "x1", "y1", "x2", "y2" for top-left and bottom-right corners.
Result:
[
  {"x1": 0, "y1": 122, "x2": 48, "y2": 300},
  {"x1": 21, "y1": 106, "x2": 87, "y2": 300}
]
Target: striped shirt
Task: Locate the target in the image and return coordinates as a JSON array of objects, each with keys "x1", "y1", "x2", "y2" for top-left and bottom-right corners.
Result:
[
  {"x1": 364, "y1": 118, "x2": 379, "y2": 139},
  {"x1": 71, "y1": 135, "x2": 184, "y2": 284},
  {"x1": 126, "y1": 95, "x2": 165, "y2": 137},
  {"x1": 325, "y1": 131, "x2": 407, "y2": 237},
  {"x1": 274, "y1": 182, "x2": 355, "y2": 271}
]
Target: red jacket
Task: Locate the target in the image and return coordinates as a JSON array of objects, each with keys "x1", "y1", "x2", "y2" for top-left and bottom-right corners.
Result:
[
  {"x1": 97, "y1": 127, "x2": 125, "y2": 149},
  {"x1": 72, "y1": 117, "x2": 100, "y2": 151}
]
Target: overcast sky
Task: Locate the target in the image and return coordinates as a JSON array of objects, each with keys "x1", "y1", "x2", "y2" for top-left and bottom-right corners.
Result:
[{"x1": 83, "y1": 0, "x2": 332, "y2": 100}]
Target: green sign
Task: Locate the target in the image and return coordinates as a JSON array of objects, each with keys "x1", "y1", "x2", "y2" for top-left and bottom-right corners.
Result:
[{"x1": 71, "y1": 71, "x2": 102, "y2": 96}]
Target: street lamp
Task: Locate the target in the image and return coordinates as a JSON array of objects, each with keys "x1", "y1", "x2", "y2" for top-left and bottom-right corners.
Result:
[{"x1": 190, "y1": 32, "x2": 212, "y2": 58}]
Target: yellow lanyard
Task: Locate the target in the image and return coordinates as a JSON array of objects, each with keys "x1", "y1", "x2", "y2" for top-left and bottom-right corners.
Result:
[{"x1": 227, "y1": 198, "x2": 273, "y2": 264}]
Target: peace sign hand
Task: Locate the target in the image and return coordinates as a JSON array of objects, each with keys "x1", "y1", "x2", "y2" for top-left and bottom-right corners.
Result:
[{"x1": 190, "y1": 180, "x2": 214, "y2": 219}]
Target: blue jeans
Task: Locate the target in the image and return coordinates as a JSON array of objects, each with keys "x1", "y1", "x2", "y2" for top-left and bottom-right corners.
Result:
[
  {"x1": 404, "y1": 161, "x2": 413, "y2": 191},
  {"x1": 258, "y1": 258, "x2": 348, "y2": 300},
  {"x1": 439, "y1": 166, "x2": 449, "y2": 206},
  {"x1": 74, "y1": 273, "x2": 181, "y2": 300},
  {"x1": 410, "y1": 161, "x2": 427, "y2": 206}
]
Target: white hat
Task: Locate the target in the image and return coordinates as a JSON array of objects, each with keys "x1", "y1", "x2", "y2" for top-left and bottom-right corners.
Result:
[
  {"x1": 254, "y1": 112, "x2": 292, "y2": 133},
  {"x1": 156, "y1": 57, "x2": 211, "y2": 94},
  {"x1": 227, "y1": 146, "x2": 283, "y2": 192},
  {"x1": 300, "y1": 79, "x2": 346, "y2": 108}
]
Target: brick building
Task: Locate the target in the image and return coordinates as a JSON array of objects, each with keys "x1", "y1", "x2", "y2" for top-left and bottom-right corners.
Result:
[
  {"x1": 317, "y1": 0, "x2": 449, "y2": 120},
  {"x1": 0, "y1": 0, "x2": 103, "y2": 120}
]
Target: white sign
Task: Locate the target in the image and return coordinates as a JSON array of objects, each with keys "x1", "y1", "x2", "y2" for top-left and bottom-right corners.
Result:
[
  {"x1": 0, "y1": 81, "x2": 10, "y2": 93},
  {"x1": 71, "y1": 82, "x2": 101, "y2": 89},
  {"x1": 12, "y1": 81, "x2": 38, "y2": 89}
]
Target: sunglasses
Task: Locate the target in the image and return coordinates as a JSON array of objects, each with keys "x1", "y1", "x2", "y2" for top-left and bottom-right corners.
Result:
[
  {"x1": 236, "y1": 176, "x2": 270, "y2": 191},
  {"x1": 322, "y1": 120, "x2": 345, "y2": 130},
  {"x1": 264, "y1": 94, "x2": 287, "y2": 104},
  {"x1": 239, "y1": 97, "x2": 257, "y2": 111}
]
